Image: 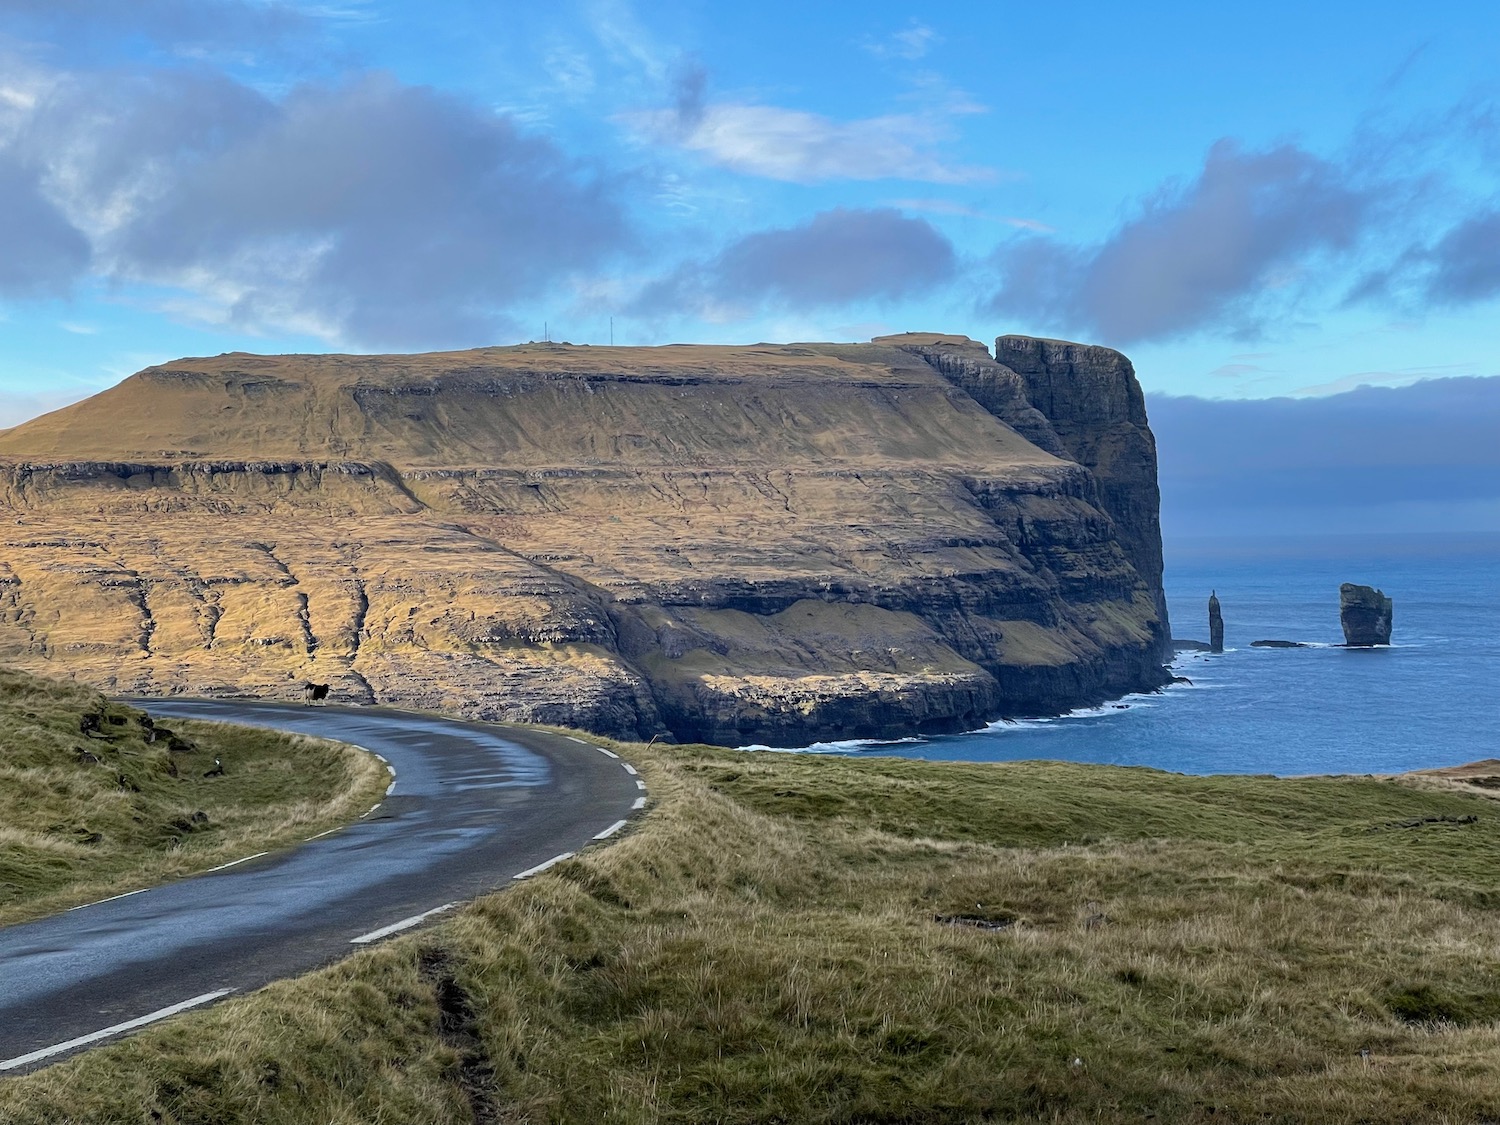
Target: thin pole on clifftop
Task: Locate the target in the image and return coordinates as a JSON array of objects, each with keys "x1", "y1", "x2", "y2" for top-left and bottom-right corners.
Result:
[{"x1": 610, "y1": 317, "x2": 614, "y2": 346}]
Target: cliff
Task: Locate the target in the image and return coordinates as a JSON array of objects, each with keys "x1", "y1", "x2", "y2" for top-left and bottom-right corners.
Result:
[{"x1": 0, "y1": 335, "x2": 1171, "y2": 744}]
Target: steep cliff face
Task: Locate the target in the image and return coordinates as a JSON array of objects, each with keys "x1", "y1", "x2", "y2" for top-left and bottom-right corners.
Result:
[
  {"x1": 991, "y1": 335, "x2": 1172, "y2": 660},
  {"x1": 0, "y1": 336, "x2": 1171, "y2": 744}
]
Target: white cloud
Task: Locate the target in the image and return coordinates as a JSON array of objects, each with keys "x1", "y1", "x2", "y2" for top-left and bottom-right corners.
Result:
[
  {"x1": 542, "y1": 42, "x2": 597, "y2": 97},
  {"x1": 629, "y1": 101, "x2": 993, "y2": 184},
  {"x1": 583, "y1": 0, "x2": 669, "y2": 83},
  {"x1": 863, "y1": 21, "x2": 941, "y2": 61}
]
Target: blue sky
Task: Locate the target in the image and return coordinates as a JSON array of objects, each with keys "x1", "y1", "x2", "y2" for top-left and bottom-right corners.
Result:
[{"x1": 0, "y1": 0, "x2": 1498, "y2": 423}]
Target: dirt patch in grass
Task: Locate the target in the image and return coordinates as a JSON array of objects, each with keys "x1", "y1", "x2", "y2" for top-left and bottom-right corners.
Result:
[
  {"x1": 7, "y1": 738, "x2": 1500, "y2": 1122},
  {"x1": 0, "y1": 667, "x2": 387, "y2": 925}
]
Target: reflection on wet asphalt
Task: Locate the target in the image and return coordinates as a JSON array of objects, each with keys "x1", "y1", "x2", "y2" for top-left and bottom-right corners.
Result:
[{"x1": 0, "y1": 700, "x2": 639, "y2": 1070}]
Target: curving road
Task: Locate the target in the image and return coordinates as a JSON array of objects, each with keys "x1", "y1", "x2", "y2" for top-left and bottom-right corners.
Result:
[{"x1": 0, "y1": 700, "x2": 645, "y2": 1074}]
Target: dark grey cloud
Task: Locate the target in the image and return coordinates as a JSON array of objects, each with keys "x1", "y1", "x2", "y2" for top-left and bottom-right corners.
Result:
[
  {"x1": 986, "y1": 140, "x2": 1374, "y2": 344},
  {"x1": 18, "y1": 66, "x2": 275, "y2": 220},
  {"x1": 1344, "y1": 204, "x2": 1500, "y2": 311},
  {"x1": 1149, "y1": 376, "x2": 1500, "y2": 538},
  {"x1": 632, "y1": 206, "x2": 955, "y2": 315},
  {"x1": 1419, "y1": 208, "x2": 1500, "y2": 304},
  {"x1": 119, "y1": 73, "x2": 629, "y2": 346},
  {"x1": 17, "y1": 69, "x2": 632, "y2": 349},
  {"x1": 0, "y1": 154, "x2": 89, "y2": 297},
  {"x1": 670, "y1": 57, "x2": 707, "y2": 135}
]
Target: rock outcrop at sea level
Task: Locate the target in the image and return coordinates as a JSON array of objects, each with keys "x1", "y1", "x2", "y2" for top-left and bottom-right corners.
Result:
[
  {"x1": 1341, "y1": 583, "x2": 1394, "y2": 647},
  {"x1": 0, "y1": 333, "x2": 1172, "y2": 744}
]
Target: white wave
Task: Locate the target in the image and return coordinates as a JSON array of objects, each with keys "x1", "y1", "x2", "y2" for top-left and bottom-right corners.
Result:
[
  {"x1": 738, "y1": 736, "x2": 928, "y2": 754},
  {"x1": 743, "y1": 666, "x2": 1211, "y2": 753}
]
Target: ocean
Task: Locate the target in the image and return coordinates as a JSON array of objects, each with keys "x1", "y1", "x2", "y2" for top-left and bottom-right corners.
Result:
[{"x1": 757, "y1": 533, "x2": 1500, "y2": 776}]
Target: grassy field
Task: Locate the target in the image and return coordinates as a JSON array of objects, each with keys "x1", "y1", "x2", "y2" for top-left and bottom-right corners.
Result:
[
  {"x1": 6, "y1": 736, "x2": 1500, "y2": 1123},
  {"x1": 0, "y1": 668, "x2": 388, "y2": 925}
]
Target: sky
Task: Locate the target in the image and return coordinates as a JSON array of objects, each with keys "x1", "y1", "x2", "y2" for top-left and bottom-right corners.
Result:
[{"x1": 0, "y1": 0, "x2": 1498, "y2": 427}]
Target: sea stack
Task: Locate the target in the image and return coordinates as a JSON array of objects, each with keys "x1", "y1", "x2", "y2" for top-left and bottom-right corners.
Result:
[
  {"x1": 1340, "y1": 583, "x2": 1393, "y2": 647},
  {"x1": 1209, "y1": 591, "x2": 1224, "y2": 653}
]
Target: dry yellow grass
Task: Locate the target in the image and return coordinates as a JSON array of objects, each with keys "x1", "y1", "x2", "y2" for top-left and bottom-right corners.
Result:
[{"x1": 6, "y1": 740, "x2": 1500, "y2": 1122}]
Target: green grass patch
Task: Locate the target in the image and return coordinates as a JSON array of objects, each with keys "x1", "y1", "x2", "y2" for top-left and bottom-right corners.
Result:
[
  {"x1": 6, "y1": 737, "x2": 1500, "y2": 1123},
  {"x1": 0, "y1": 667, "x2": 387, "y2": 924}
]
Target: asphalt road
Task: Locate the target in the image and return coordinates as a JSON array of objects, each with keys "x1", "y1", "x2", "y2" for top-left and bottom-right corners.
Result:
[{"x1": 0, "y1": 700, "x2": 646, "y2": 1074}]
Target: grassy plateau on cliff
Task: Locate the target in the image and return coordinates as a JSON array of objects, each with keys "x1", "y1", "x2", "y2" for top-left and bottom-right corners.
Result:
[
  {"x1": 0, "y1": 337, "x2": 1167, "y2": 744},
  {"x1": 0, "y1": 667, "x2": 388, "y2": 925},
  {"x1": 6, "y1": 734, "x2": 1500, "y2": 1123}
]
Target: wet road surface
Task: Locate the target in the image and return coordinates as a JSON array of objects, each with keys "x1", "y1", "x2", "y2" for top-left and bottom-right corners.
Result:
[{"x1": 0, "y1": 700, "x2": 645, "y2": 1073}]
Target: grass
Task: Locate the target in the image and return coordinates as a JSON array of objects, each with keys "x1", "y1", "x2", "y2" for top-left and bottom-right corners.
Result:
[
  {"x1": 0, "y1": 667, "x2": 388, "y2": 925},
  {"x1": 6, "y1": 738, "x2": 1500, "y2": 1122}
]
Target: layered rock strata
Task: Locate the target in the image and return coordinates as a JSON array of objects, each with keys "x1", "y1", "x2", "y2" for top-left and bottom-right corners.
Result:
[
  {"x1": 1340, "y1": 583, "x2": 1393, "y2": 647},
  {"x1": 0, "y1": 335, "x2": 1171, "y2": 743},
  {"x1": 992, "y1": 335, "x2": 1171, "y2": 658}
]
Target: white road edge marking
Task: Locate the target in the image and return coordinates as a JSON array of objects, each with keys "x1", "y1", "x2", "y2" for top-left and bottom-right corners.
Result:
[
  {"x1": 207, "y1": 852, "x2": 267, "y2": 873},
  {"x1": 565, "y1": 736, "x2": 590, "y2": 745},
  {"x1": 362, "y1": 802, "x2": 382, "y2": 817},
  {"x1": 596, "y1": 747, "x2": 619, "y2": 759},
  {"x1": 67, "y1": 887, "x2": 146, "y2": 912},
  {"x1": 632, "y1": 796, "x2": 647, "y2": 810},
  {"x1": 385, "y1": 780, "x2": 396, "y2": 796},
  {"x1": 621, "y1": 763, "x2": 637, "y2": 775},
  {"x1": 513, "y1": 852, "x2": 574, "y2": 880},
  {"x1": 305, "y1": 827, "x2": 339, "y2": 841},
  {"x1": 635, "y1": 779, "x2": 647, "y2": 790},
  {"x1": 0, "y1": 989, "x2": 234, "y2": 1072},
  {"x1": 350, "y1": 902, "x2": 458, "y2": 945},
  {"x1": 593, "y1": 819, "x2": 629, "y2": 840}
]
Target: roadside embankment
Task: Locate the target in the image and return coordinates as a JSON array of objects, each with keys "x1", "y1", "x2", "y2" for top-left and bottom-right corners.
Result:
[{"x1": 0, "y1": 669, "x2": 388, "y2": 926}]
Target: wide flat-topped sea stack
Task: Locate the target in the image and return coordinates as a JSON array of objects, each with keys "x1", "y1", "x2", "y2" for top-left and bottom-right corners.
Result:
[{"x1": 0, "y1": 334, "x2": 1171, "y2": 743}]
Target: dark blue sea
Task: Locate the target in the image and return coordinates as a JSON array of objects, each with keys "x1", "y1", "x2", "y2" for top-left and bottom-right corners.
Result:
[{"x1": 756, "y1": 534, "x2": 1500, "y2": 776}]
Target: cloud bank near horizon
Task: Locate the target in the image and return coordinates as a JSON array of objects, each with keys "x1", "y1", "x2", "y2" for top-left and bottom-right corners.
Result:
[{"x1": 1149, "y1": 375, "x2": 1500, "y2": 538}]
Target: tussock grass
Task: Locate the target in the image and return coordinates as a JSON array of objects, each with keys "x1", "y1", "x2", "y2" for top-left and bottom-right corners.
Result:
[
  {"x1": 7, "y1": 740, "x2": 1500, "y2": 1122},
  {"x1": 0, "y1": 668, "x2": 387, "y2": 925}
]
